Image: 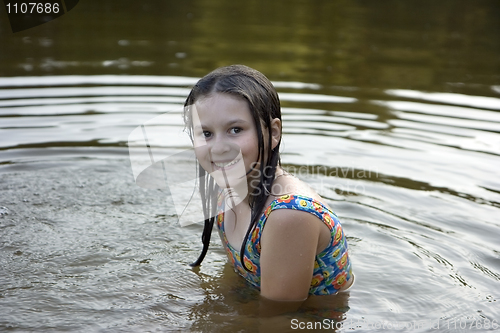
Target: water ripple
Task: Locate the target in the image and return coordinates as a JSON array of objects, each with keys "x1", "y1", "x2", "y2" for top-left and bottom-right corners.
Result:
[
  {"x1": 1, "y1": 75, "x2": 500, "y2": 331},
  {"x1": 386, "y1": 89, "x2": 500, "y2": 110}
]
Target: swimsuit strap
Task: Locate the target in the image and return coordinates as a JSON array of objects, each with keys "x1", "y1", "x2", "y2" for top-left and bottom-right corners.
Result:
[{"x1": 258, "y1": 194, "x2": 339, "y2": 233}]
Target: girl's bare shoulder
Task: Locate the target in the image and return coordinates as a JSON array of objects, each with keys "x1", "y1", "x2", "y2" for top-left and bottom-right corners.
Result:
[{"x1": 269, "y1": 173, "x2": 322, "y2": 202}]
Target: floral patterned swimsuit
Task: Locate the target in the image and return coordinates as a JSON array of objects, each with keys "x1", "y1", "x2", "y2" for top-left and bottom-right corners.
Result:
[{"x1": 216, "y1": 194, "x2": 353, "y2": 295}]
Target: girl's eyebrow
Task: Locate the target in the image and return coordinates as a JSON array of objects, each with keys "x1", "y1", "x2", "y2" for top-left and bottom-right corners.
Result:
[
  {"x1": 194, "y1": 119, "x2": 248, "y2": 130},
  {"x1": 225, "y1": 119, "x2": 248, "y2": 126}
]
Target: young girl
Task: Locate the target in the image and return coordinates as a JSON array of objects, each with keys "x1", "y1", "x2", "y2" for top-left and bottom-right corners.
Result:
[{"x1": 183, "y1": 65, "x2": 353, "y2": 302}]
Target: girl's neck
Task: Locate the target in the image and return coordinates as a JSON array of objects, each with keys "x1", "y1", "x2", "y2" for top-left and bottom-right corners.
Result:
[{"x1": 223, "y1": 166, "x2": 285, "y2": 208}]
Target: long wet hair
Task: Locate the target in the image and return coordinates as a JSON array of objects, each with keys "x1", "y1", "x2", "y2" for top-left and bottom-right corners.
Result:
[{"x1": 183, "y1": 65, "x2": 282, "y2": 269}]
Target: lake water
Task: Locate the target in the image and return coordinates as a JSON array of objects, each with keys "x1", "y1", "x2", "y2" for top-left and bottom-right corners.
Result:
[{"x1": 1, "y1": 1, "x2": 500, "y2": 332}]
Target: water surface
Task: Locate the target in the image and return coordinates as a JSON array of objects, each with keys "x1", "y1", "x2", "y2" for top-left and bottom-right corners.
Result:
[{"x1": 1, "y1": 1, "x2": 500, "y2": 332}]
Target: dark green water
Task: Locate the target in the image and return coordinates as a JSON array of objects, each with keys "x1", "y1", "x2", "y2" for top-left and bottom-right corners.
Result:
[
  {"x1": 2, "y1": 0, "x2": 499, "y2": 90},
  {"x1": 1, "y1": 1, "x2": 500, "y2": 332}
]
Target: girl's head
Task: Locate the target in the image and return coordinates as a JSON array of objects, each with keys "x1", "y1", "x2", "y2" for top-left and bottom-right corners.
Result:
[
  {"x1": 184, "y1": 65, "x2": 282, "y2": 198},
  {"x1": 184, "y1": 65, "x2": 283, "y2": 267}
]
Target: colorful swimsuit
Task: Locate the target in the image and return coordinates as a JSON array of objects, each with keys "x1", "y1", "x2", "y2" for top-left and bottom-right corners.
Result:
[{"x1": 216, "y1": 193, "x2": 353, "y2": 295}]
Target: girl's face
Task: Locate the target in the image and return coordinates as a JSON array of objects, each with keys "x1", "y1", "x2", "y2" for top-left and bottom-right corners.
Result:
[{"x1": 191, "y1": 93, "x2": 260, "y2": 190}]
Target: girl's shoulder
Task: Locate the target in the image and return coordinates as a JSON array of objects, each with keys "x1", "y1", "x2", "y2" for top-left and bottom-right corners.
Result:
[
  {"x1": 267, "y1": 193, "x2": 336, "y2": 218},
  {"x1": 267, "y1": 173, "x2": 332, "y2": 212}
]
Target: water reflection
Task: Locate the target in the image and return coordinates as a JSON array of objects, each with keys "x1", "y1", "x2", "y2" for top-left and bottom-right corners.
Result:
[
  {"x1": 1, "y1": 1, "x2": 499, "y2": 92},
  {"x1": 2, "y1": 73, "x2": 499, "y2": 331},
  {"x1": 1, "y1": 0, "x2": 500, "y2": 331},
  {"x1": 189, "y1": 264, "x2": 350, "y2": 333}
]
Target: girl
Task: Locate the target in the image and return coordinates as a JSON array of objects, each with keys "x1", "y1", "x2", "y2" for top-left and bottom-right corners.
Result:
[{"x1": 183, "y1": 65, "x2": 353, "y2": 302}]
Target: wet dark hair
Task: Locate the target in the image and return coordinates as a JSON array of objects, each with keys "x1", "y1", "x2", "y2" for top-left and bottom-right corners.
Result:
[{"x1": 183, "y1": 65, "x2": 282, "y2": 269}]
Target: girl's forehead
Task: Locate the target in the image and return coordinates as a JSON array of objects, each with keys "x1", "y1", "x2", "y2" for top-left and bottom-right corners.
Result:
[
  {"x1": 193, "y1": 94, "x2": 252, "y2": 118},
  {"x1": 195, "y1": 92, "x2": 247, "y2": 107}
]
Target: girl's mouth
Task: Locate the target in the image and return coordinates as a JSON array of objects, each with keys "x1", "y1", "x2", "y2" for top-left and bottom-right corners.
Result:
[{"x1": 213, "y1": 158, "x2": 241, "y2": 170}]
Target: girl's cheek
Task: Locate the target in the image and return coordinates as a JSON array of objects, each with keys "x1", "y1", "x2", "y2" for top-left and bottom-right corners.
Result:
[
  {"x1": 193, "y1": 137, "x2": 206, "y2": 148},
  {"x1": 194, "y1": 146, "x2": 208, "y2": 160}
]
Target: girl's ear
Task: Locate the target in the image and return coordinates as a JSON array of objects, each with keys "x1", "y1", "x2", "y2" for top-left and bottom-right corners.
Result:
[{"x1": 270, "y1": 118, "x2": 282, "y2": 150}]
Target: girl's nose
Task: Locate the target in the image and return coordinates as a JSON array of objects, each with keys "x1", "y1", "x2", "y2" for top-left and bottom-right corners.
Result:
[
  {"x1": 210, "y1": 141, "x2": 241, "y2": 160},
  {"x1": 210, "y1": 140, "x2": 231, "y2": 155}
]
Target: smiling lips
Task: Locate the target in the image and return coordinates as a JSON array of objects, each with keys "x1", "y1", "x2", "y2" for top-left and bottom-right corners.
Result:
[{"x1": 213, "y1": 158, "x2": 241, "y2": 169}]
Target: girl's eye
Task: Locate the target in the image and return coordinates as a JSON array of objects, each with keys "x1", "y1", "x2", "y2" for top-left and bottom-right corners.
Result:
[
  {"x1": 203, "y1": 131, "x2": 212, "y2": 138},
  {"x1": 229, "y1": 127, "x2": 242, "y2": 134}
]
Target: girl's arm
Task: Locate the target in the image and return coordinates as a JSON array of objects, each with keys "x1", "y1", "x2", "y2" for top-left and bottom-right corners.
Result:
[{"x1": 259, "y1": 209, "x2": 323, "y2": 301}]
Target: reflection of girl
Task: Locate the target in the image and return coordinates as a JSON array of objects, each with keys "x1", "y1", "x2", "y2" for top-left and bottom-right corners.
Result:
[{"x1": 184, "y1": 65, "x2": 353, "y2": 302}]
